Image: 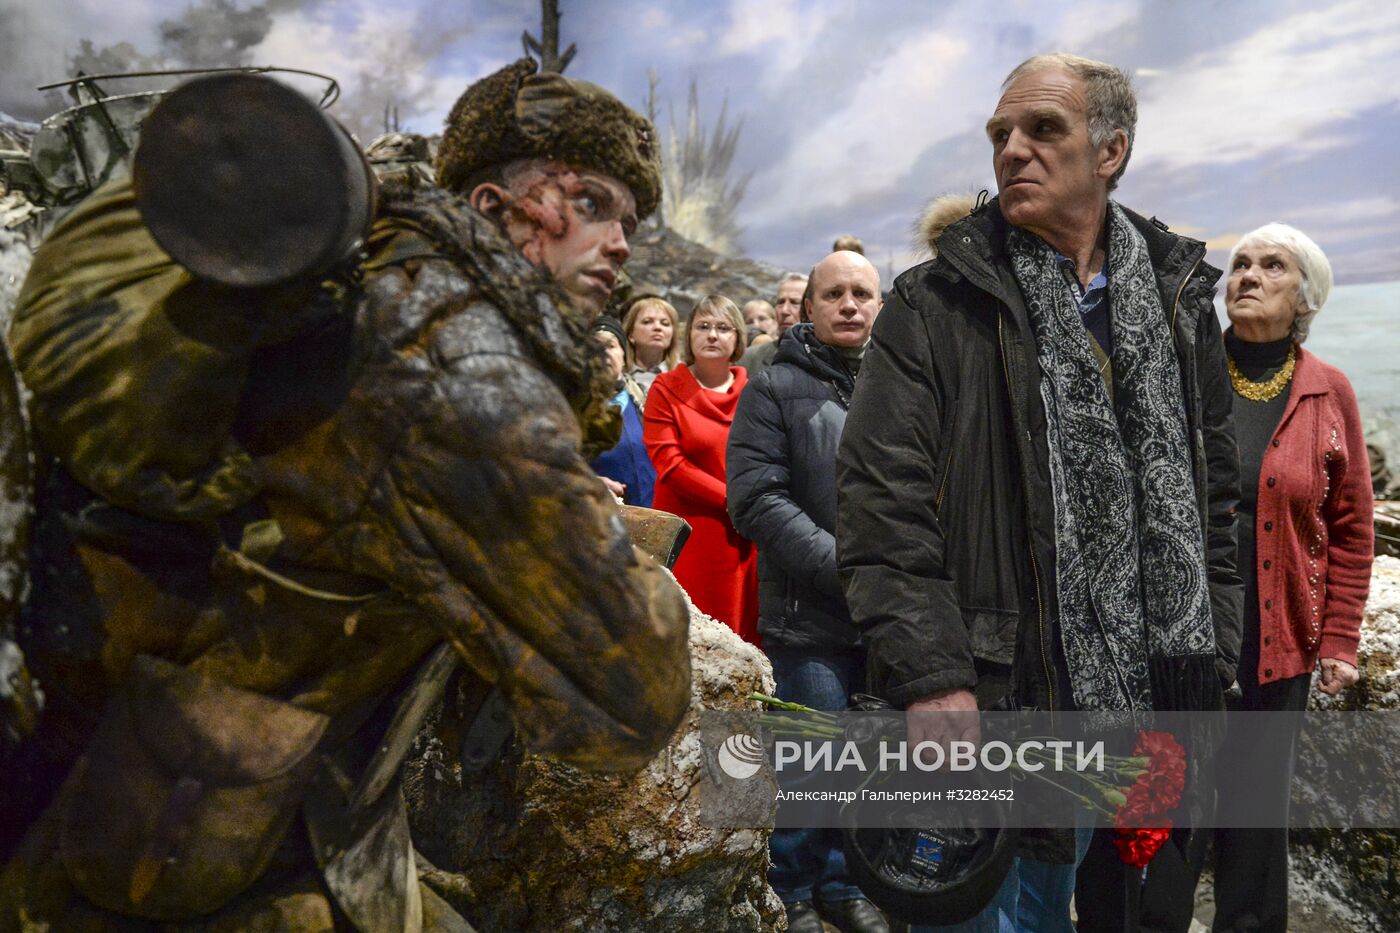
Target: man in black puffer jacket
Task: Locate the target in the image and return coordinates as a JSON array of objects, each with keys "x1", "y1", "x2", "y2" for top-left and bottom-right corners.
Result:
[{"x1": 728, "y1": 250, "x2": 887, "y2": 933}]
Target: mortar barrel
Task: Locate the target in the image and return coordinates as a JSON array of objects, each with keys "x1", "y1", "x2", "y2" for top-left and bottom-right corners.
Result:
[{"x1": 133, "y1": 72, "x2": 375, "y2": 288}]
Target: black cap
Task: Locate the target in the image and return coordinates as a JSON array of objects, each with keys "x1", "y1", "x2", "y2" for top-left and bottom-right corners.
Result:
[{"x1": 590, "y1": 314, "x2": 627, "y2": 348}]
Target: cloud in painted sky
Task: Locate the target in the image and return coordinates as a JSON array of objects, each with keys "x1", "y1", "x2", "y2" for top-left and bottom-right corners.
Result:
[
  {"x1": 718, "y1": 0, "x2": 798, "y2": 57},
  {"x1": 716, "y1": 0, "x2": 1400, "y2": 282},
  {"x1": 722, "y1": 0, "x2": 1160, "y2": 267},
  {"x1": 1292, "y1": 196, "x2": 1400, "y2": 227},
  {"x1": 746, "y1": 29, "x2": 972, "y2": 219},
  {"x1": 0, "y1": 0, "x2": 170, "y2": 116},
  {"x1": 249, "y1": 0, "x2": 482, "y2": 142},
  {"x1": 1131, "y1": 0, "x2": 1400, "y2": 173}
]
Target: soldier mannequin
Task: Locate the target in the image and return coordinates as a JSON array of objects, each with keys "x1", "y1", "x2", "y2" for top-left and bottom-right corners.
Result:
[{"x1": 0, "y1": 59, "x2": 688, "y2": 931}]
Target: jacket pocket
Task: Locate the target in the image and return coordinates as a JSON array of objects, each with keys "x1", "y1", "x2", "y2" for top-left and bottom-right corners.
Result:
[
  {"x1": 59, "y1": 654, "x2": 330, "y2": 921},
  {"x1": 966, "y1": 607, "x2": 1018, "y2": 665}
]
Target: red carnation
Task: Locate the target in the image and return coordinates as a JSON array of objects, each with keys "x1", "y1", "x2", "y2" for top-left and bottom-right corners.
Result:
[
  {"x1": 1112, "y1": 730, "x2": 1187, "y2": 867},
  {"x1": 1134, "y1": 731, "x2": 1186, "y2": 809},
  {"x1": 1112, "y1": 826, "x2": 1172, "y2": 868},
  {"x1": 1114, "y1": 782, "x2": 1163, "y2": 829}
]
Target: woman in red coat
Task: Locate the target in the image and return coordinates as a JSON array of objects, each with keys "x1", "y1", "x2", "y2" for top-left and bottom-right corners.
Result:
[{"x1": 645, "y1": 295, "x2": 759, "y2": 644}]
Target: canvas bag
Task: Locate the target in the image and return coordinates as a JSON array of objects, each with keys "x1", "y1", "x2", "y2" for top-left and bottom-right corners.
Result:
[{"x1": 57, "y1": 654, "x2": 330, "y2": 920}]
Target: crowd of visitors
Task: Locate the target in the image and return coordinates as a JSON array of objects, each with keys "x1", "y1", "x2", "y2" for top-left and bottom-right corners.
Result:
[
  {"x1": 2, "y1": 30, "x2": 1380, "y2": 933},
  {"x1": 584, "y1": 49, "x2": 1376, "y2": 933}
]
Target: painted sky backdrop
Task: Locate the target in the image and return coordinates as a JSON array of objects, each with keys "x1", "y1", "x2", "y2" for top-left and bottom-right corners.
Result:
[{"x1": 3, "y1": 0, "x2": 1399, "y2": 283}]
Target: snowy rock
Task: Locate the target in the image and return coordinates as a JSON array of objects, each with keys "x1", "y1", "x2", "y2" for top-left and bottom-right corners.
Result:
[
  {"x1": 1291, "y1": 555, "x2": 1400, "y2": 927},
  {"x1": 613, "y1": 222, "x2": 788, "y2": 315},
  {"x1": 0, "y1": 114, "x2": 37, "y2": 153},
  {"x1": 0, "y1": 196, "x2": 38, "y2": 328},
  {"x1": 1352, "y1": 554, "x2": 1400, "y2": 711},
  {"x1": 1309, "y1": 554, "x2": 1400, "y2": 713},
  {"x1": 404, "y1": 575, "x2": 783, "y2": 933},
  {"x1": 1, "y1": 114, "x2": 41, "y2": 327}
]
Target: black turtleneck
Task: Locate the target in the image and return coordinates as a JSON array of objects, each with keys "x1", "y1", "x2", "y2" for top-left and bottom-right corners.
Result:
[
  {"x1": 1226, "y1": 328, "x2": 1293, "y2": 379},
  {"x1": 1224, "y1": 326, "x2": 1294, "y2": 687},
  {"x1": 1226, "y1": 327, "x2": 1293, "y2": 505}
]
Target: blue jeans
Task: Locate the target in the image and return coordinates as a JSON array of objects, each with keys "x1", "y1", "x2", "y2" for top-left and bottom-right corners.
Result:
[
  {"x1": 767, "y1": 646, "x2": 864, "y2": 904},
  {"x1": 912, "y1": 827, "x2": 1094, "y2": 932}
]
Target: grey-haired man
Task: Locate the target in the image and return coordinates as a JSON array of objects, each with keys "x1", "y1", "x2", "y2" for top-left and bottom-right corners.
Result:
[
  {"x1": 741, "y1": 272, "x2": 808, "y2": 373},
  {"x1": 837, "y1": 53, "x2": 1242, "y2": 929}
]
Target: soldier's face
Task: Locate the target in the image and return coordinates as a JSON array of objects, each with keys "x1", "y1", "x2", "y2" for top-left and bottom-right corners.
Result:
[{"x1": 503, "y1": 164, "x2": 638, "y2": 316}]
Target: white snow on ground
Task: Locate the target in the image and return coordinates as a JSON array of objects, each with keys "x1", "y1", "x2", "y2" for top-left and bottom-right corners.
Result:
[
  {"x1": 1359, "y1": 555, "x2": 1400, "y2": 709},
  {"x1": 0, "y1": 194, "x2": 39, "y2": 327},
  {"x1": 1288, "y1": 850, "x2": 1389, "y2": 933}
]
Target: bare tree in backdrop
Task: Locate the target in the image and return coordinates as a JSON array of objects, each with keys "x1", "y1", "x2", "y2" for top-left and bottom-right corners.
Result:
[{"x1": 522, "y1": 0, "x2": 576, "y2": 74}]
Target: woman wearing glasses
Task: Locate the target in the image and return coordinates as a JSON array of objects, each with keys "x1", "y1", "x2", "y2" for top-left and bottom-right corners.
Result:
[{"x1": 645, "y1": 295, "x2": 759, "y2": 644}]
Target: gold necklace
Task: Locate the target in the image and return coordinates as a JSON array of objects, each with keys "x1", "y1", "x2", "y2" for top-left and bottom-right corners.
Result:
[{"x1": 1227, "y1": 343, "x2": 1296, "y2": 402}]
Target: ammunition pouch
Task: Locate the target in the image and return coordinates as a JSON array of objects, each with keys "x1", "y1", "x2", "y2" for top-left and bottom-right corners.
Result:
[{"x1": 58, "y1": 654, "x2": 329, "y2": 921}]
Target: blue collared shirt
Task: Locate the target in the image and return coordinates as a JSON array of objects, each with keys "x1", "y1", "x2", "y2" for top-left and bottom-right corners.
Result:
[{"x1": 1054, "y1": 251, "x2": 1112, "y2": 356}]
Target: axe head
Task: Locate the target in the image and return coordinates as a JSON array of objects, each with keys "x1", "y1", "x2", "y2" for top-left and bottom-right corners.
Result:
[{"x1": 617, "y1": 505, "x2": 691, "y2": 569}]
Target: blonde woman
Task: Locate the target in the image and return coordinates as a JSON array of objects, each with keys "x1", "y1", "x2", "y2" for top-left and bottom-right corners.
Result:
[
  {"x1": 644, "y1": 295, "x2": 758, "y2": 643},
  {"x1": 622, "y1": 296, "x2": 680, "y2": 394}
]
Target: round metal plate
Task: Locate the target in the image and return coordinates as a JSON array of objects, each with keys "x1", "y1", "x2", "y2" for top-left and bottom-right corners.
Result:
[{"x1": 133, "y1": 73, "x2": 371, "y2": 288}]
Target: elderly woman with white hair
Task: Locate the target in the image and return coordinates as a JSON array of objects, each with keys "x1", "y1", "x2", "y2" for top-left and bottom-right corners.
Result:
[{"x1": 1211, "y1": 223, "x2": 1374, "y2": 932}]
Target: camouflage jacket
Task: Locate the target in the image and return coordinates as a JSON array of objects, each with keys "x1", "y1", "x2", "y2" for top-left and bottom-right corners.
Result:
[{"x1": 2, "y1": 185, "x2": 690, "y2": 928}]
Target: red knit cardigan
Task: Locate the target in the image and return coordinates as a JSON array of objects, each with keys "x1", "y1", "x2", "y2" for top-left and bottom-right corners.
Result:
[{"x1": 1252, "y1": 346, "x2": 1374, "y2": 684}]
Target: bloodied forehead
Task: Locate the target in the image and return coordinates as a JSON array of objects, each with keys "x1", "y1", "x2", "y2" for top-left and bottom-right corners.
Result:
[{"x1": 506, "y1": 161, "x2": 638, "y2": 235}]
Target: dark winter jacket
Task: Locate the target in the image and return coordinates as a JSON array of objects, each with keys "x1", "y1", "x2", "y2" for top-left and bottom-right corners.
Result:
[
  {"x1": 837, "y1": 199, "x2": 1244, "y2": 714},
  {"x1": 728, "y1": 325, "x2": 857, "y2": 651}
]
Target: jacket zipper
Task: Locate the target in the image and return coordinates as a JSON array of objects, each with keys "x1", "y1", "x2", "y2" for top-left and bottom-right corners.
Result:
[
  {"x1": 934, "y1": 408, "x2": 955, "y2": 512},
  {"x1": 1172, "y1": 257, "x2": 1210, "y2": 524},
  {"x1": 1028, "y1": 548, "x2": 1051, "y2": 712},
  {"x1": 998, "y1": 314, "x2": 1054, "y2": 712},
  {"x1": 1170, "y1": 257, "x2": 1200, "y2": 330},
  {"x1": 803, "y1": 342, "x2": 852, "y2": 408}
]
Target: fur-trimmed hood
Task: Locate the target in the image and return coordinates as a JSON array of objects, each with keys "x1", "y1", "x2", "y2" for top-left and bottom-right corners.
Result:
[{"x1": 914, "y1": 193, "x2": 979, "y2": 257}]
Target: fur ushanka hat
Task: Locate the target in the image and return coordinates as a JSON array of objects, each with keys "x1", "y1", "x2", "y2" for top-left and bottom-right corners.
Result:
[{"x1": 436, "y1": 58, "x2": 663, "y2": 220}]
